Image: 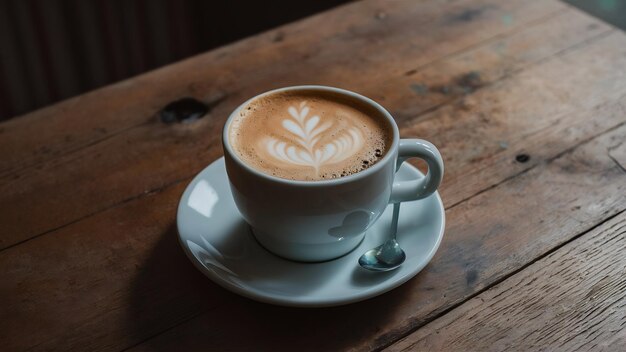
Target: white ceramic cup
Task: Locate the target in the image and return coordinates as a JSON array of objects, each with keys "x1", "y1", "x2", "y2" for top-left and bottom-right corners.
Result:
[{"x1": 223, "y1": 86, "x2": 443, "y2": 262}]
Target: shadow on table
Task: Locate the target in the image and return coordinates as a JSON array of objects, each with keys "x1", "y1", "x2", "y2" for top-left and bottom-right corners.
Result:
[{"x1": 126, "y1": 223, "x2": 418, "y2": 351}]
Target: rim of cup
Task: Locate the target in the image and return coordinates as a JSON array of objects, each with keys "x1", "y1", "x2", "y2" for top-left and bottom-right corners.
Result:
[{"x1": 222, "y1": 85, "x2": 401, "y2": 187}]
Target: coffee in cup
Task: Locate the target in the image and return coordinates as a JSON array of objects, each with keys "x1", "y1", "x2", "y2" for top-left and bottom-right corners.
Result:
[{"x1": 228, "y1": 90, "x2": 394, "y2": 181}]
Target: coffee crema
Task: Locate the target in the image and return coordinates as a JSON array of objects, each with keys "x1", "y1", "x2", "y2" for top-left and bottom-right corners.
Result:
[{"x1": 228, "y1": 90, "x2": 393, "y2": 181}]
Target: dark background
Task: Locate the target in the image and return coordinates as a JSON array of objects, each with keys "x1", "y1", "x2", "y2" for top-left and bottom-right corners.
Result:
[
  {"x1": 0, "y1": 0, "x2": 624, "y2": 121},
  {"x1": 0, "y1": 0, "x2": 349, "y2": 121}
]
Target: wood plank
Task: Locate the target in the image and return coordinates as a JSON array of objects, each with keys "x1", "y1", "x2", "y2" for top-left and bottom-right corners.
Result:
[
  {"x1": 0, "y1": 0, "x2": 563, "y2": 174},
  {"x1": 1, "y1": 118, "x2": 624, "y2": 352},
  {"x1": 387, "y1": 212, "x2": 626, "y2": 352},
  {"x1": 0, "y1": 5, "x2": 614, "y2": 250}
]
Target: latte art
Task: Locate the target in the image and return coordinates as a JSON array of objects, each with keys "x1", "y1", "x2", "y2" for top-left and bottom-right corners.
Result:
[
  {"x1": 229, "y1": 90, "x2": 393, "y2": 181},
  {"x1": 263, "y1": 102, "x2": 364, "y2": 174}
]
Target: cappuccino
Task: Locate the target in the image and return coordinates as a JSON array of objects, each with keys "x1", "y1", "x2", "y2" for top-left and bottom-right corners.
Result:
[{"x1": 229, "y1": 90, "x2": 393, "y2": 181}]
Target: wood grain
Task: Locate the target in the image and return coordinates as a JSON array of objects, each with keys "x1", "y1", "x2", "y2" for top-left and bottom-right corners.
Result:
[
  {"x1": 0, "y1": 2, "x2": 615, "y2": 250},
  {"x1": 387, "y1": 212, "x2": 626, "y2": 352},
  {"x1": 1, "y1": 122, "x2": 623, "y2": 352}
]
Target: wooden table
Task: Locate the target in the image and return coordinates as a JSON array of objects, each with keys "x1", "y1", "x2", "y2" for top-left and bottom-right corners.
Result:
[{"x1": 1, "y1": 0, "x2": 625, "y2": 350}]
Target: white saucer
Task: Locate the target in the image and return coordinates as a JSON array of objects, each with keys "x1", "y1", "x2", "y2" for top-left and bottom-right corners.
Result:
[{"x1": 177, "y1": 157, "x2": 445, "y2": 307}]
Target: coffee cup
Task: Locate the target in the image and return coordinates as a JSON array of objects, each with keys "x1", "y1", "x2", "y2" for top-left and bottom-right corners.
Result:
[{"x1": 223, "y1": 86, "x2": 443, "y2": 262}]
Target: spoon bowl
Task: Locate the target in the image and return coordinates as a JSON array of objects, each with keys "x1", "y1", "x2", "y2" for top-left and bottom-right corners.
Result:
[
  {"x1": 358, "y1": 238, "x2": 406, "y2": 271},
  {"x1": 359, "y1": 202, "x2": 405, "y2": 271}
]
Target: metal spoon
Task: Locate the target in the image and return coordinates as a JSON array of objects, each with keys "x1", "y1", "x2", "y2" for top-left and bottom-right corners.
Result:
[{"x1": 359, "y1": 202, "x2": 406, "y2": 271}]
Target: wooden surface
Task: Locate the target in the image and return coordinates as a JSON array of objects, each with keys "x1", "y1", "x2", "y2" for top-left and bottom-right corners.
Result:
[
  {"x1": 1, "y1": 0, "x2": 625, "y2": 351},
  {"x1": 387, "y1": 212, "x2": 626, "y2": 352}
]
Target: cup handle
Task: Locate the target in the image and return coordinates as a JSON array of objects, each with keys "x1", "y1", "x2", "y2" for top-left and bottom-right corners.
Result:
[{"x1": 389, "y1": 139, "x2": 444, "y2": 203}]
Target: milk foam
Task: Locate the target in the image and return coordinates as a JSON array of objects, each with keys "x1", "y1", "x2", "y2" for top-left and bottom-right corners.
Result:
[{"x1": 229, "y1": 90, "x2": 392, "y2": 181}]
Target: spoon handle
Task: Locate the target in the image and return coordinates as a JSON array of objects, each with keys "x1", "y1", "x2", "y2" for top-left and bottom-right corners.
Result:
[{"x1": 390, "y1": 202, "x2": 400, "y2": 238}]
